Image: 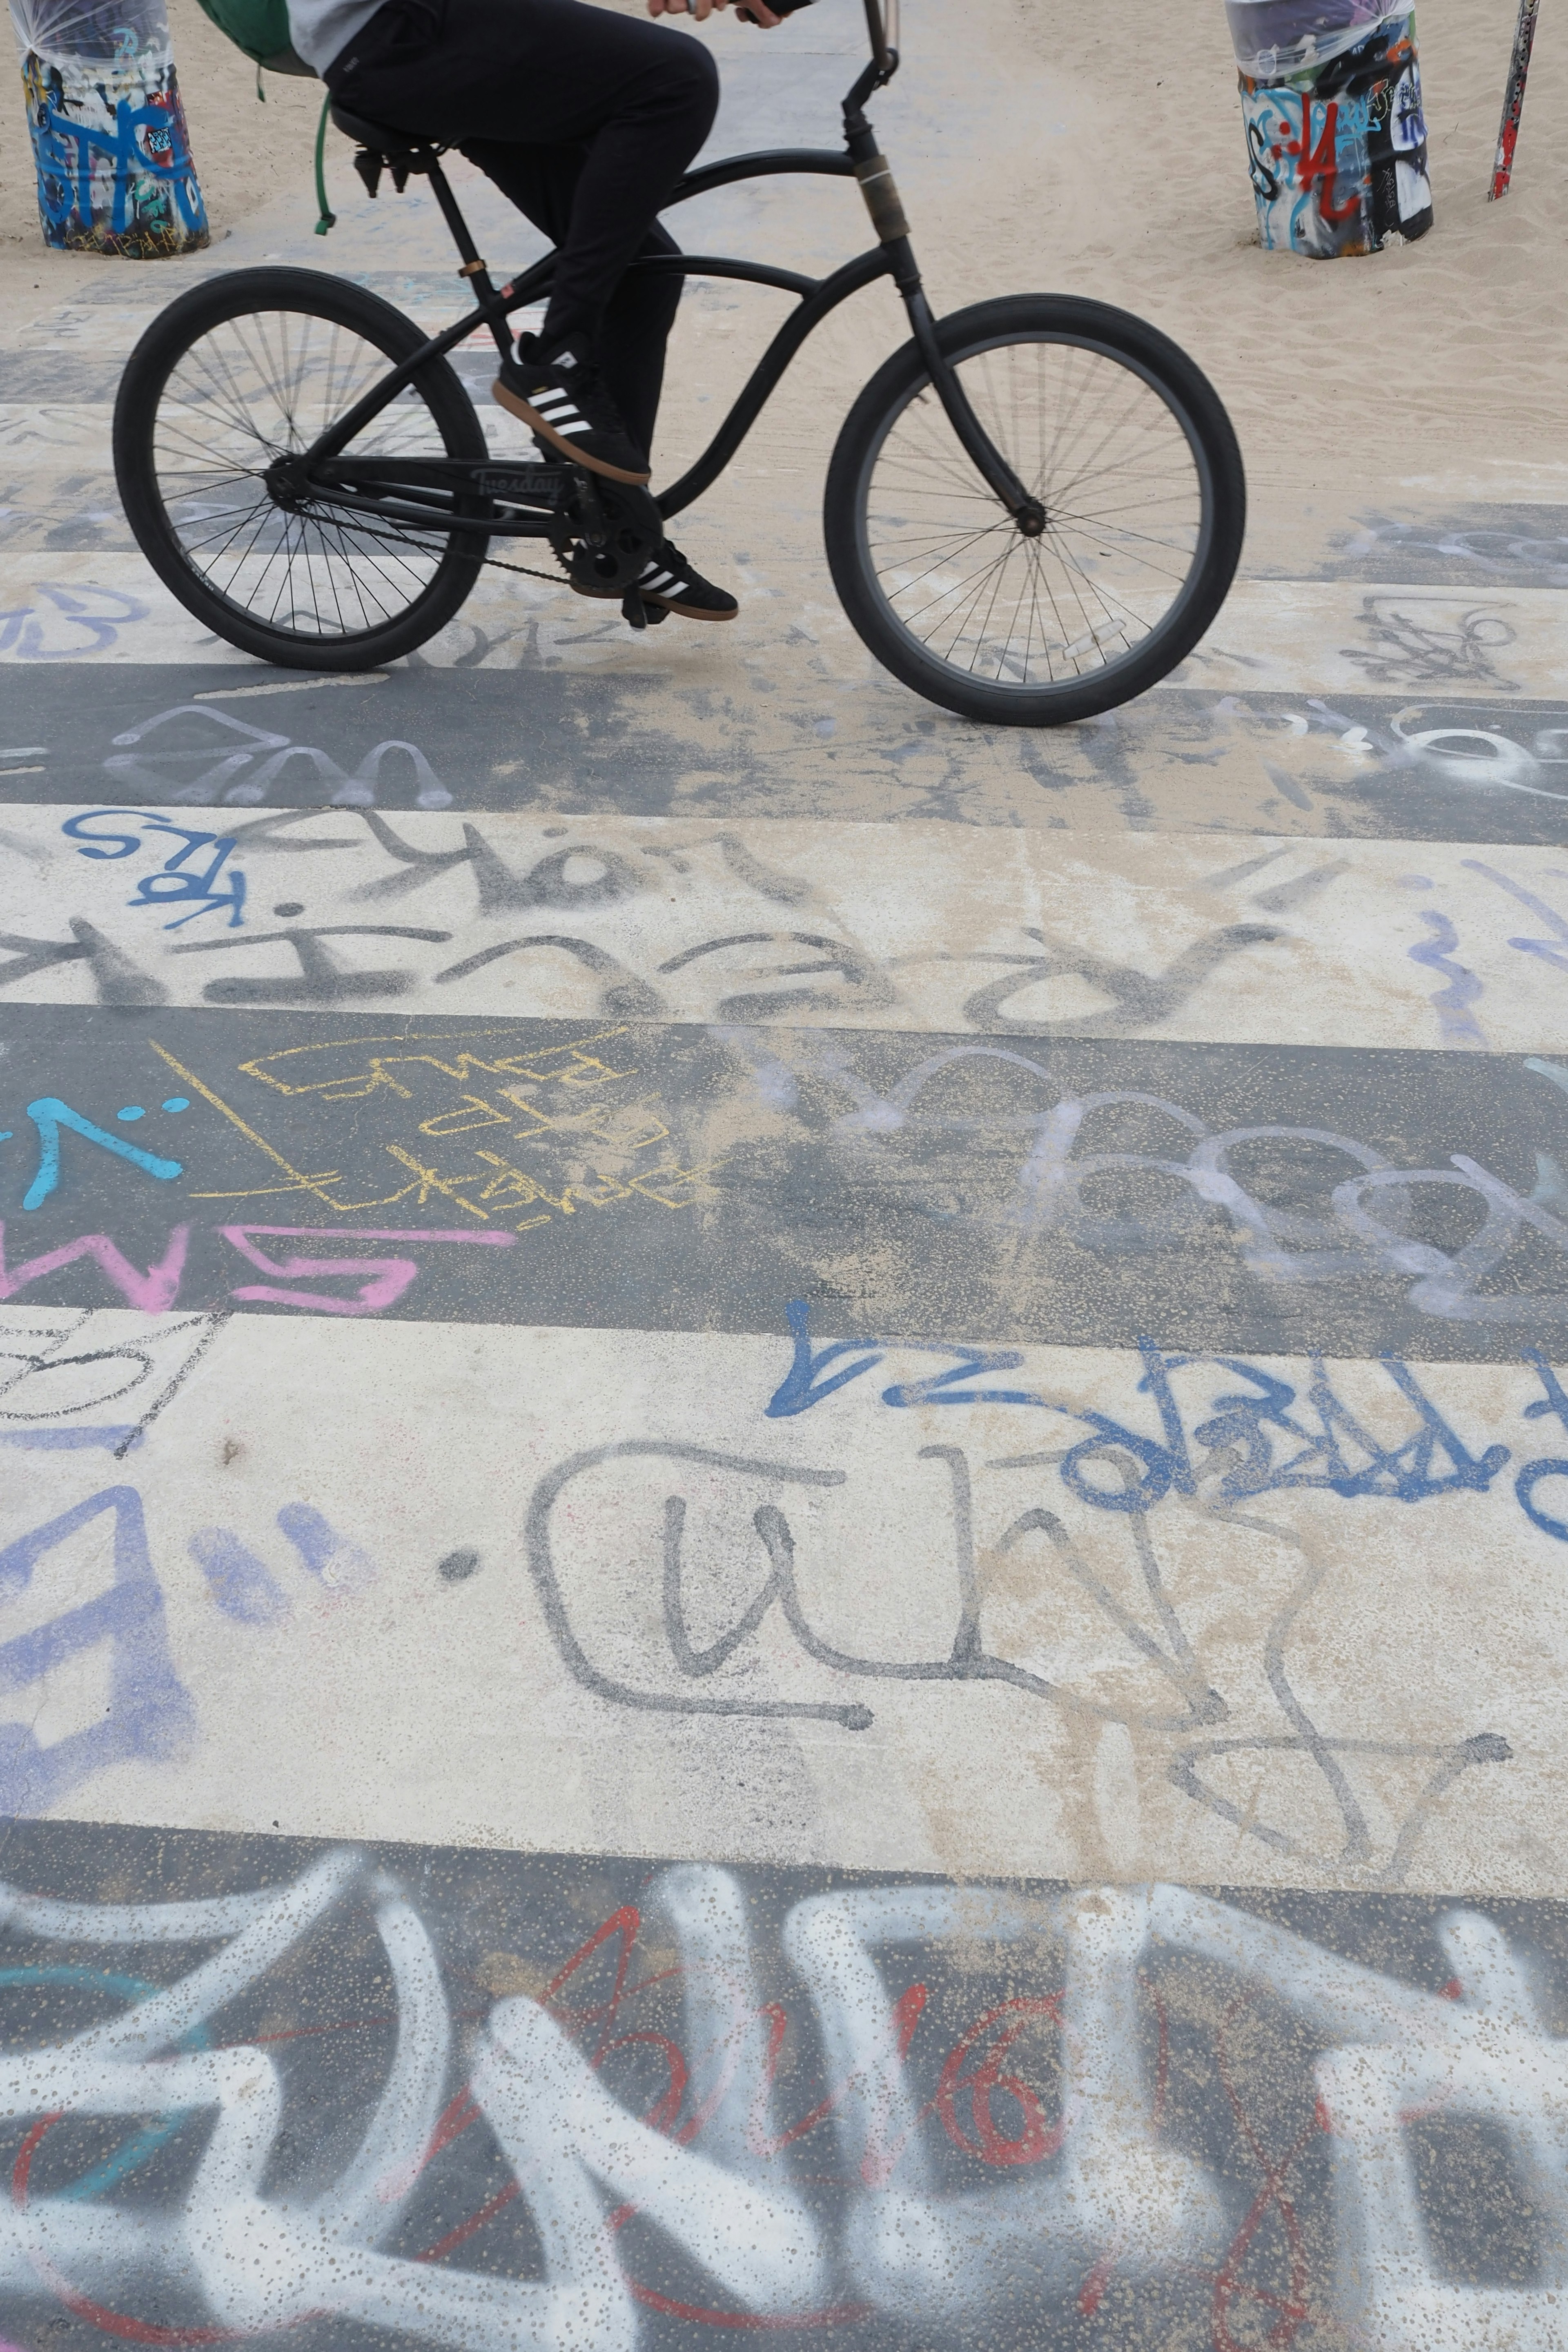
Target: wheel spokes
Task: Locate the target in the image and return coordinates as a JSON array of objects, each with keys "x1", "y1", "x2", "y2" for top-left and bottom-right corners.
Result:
[
  {"x1": 863, "y1": 336, "x2": 1205, "y2": 688},
  {"x1": 151, "y1": 308, "x2": 457, "y2": 642}
]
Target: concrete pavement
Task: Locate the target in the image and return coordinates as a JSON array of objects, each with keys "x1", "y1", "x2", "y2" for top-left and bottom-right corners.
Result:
[{"x1": 0, "y1": 4, "x2": 1565, "y2": 2344}]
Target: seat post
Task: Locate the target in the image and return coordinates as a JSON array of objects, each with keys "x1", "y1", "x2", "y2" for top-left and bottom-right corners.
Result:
[{"x1": 424, "y1": 157, "x2": 512, "y2": 357}]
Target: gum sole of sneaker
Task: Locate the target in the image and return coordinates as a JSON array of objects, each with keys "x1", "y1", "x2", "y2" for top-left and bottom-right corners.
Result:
[
  {"x1": 492, "y1": 380, "x2": 651, "y2": 485},
  {"x1": 646, "y1": 597, "x2": 738, "y2": 622}
]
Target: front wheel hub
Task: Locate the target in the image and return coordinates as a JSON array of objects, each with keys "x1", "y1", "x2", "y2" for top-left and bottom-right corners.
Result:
[{"x1": 1015, "y1": 501, "x2": 1046, "y2": 539}]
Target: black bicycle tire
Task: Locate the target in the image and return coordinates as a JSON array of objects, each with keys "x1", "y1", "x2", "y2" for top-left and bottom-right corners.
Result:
[
  {"x1": 823, "y1": 293, "x2": 1247, "y2": 727},
  {"x1": 113, "y1": 266, "x2": 490, "y2": 672}
]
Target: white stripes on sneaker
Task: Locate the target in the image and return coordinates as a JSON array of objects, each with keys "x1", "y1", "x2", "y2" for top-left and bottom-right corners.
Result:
[
  {"x1": 641, "y1": 566, "x2": 680, "y2": 593},
  {"x1": 530, "y1": 390, "x2": 590, "y2": 439}
]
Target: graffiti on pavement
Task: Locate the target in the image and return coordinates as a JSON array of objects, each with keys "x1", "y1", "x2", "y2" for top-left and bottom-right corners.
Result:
[{"x1": 0, "y1": 1826, "x2": 1561, "y2": 2346}]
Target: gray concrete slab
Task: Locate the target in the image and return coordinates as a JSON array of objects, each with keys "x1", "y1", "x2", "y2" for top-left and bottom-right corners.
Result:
[
  {"x1": 4, "y1": 670, "x2": 1568, "y2": 840},
  {"x1": 0, "y1": 1004, "x2": 1559, "y2": 1358}
]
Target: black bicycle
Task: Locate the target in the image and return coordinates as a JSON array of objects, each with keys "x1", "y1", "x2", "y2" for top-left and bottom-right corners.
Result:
[{"x1": 112, "y1": 0, "x2": 1246, "y2": 726}]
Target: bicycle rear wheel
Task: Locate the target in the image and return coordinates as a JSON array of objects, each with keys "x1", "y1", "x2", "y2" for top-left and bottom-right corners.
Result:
[
  {"x1": 113, "y1": 267, "x2": 490, "y2": 671},
  {"x1": 824, "y1": 294, "x2": 1246, "y2": 726}
]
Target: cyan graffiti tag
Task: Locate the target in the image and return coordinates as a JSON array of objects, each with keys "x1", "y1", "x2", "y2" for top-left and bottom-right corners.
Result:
[{"x1": 19, "y1": 1099, "x2": 183, "y2": 1213}]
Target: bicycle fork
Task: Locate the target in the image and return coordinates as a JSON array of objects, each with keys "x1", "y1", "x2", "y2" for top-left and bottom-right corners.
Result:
[{"x1": 842, "y1": 85, "x2": 1045, "y2": 536}]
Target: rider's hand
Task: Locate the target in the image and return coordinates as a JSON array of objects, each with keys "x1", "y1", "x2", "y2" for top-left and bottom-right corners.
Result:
[{"x1": 648, "y1": 0, "x2": 785, "y2": 24}]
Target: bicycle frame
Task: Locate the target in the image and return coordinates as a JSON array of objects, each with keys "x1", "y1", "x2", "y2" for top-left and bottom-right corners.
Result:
[{"x1": 296, "y1": 0, "x2": 1038, "y2": 538}]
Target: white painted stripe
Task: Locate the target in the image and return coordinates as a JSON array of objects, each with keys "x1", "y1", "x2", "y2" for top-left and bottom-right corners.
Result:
[
  {"x1": 9, "y1": 306, "x2": 165, "y2": 355},
  {"x1": 5, "y1": 801, "x2": 1564, "y2": 1049},
  {"x1": 3, "y1": 1305, "x2": 1557, "y2": 1893}
]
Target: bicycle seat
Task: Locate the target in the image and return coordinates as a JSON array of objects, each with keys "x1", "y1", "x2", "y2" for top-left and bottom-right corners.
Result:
[{"x1": 329, "y1": 103, "x2": 429, "y2": 161}]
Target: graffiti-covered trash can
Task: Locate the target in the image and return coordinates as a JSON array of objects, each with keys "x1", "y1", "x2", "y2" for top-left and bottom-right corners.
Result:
[
  {"x1": 1228, "y1": 0, "x2": 1433, "y2": 257},
  {"x1": 9, "y1": 0, "x2": 208, "y2": 256}
]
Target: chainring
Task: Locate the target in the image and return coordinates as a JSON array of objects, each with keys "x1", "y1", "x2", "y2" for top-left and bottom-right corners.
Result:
[{"x1": 562, "y1": 477, "x2": 663, "y2": 595}]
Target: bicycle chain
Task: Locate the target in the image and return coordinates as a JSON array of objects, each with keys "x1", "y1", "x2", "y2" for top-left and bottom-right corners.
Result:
[
  {"x1": 479, "y1": 544, "x2": 575, "y2": 589},
  {"x1": 299, "y1": 494, "x2": 603, "y2": 593}
]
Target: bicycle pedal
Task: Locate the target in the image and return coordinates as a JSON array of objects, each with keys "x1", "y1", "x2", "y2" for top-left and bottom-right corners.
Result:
[{"x1": 621, "y1": 590, "x2": 648, "y2": 630}]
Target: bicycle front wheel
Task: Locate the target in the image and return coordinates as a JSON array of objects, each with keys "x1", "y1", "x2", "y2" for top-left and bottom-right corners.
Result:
[
  {"x1": 824, "y1": 294, "x2": 1246, "y2": 726},
  {"x1": 113, "y1": 267, "x2": 490, "y2": 671}
]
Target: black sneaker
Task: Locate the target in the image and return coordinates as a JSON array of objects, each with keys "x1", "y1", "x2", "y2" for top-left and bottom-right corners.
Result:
[
  {"x1": 492, "y1": 332, "x2": 650, "y2": 484},
  {"x1": 569, "y1": 536, "x2": 739, "y2": 622}
]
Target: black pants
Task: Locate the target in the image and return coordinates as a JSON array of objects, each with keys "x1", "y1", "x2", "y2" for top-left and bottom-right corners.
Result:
[{"x1": 325, "y1": 0, "x2": 719, "y2": 457}]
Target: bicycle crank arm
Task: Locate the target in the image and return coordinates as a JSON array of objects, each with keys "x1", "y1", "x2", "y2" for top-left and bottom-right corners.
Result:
[{"x1": 570, "y1": 477, "x2": 664, "y2": 592}]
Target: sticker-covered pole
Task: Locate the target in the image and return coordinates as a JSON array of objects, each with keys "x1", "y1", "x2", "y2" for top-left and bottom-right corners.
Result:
[
  {"x1": 11, "y1": 0, "x2": 209, "y2": 256},
  {"x1": 1488, "y1": 0, "x2": 1541, "y2": 199}
]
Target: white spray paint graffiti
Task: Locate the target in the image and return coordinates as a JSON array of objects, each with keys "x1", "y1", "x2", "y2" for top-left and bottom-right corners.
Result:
[{"x1": 0, "y1": 1852, "x2": 1564, "y2": 2345}]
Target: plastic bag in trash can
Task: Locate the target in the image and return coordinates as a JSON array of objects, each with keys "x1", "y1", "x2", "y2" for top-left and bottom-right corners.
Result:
[
  {"x1": 1225, "y1": 0, "x2": 1394, "y2": 79},
  {"x1": 9, "y1": 0, "x2": 172, "y2": 65}
]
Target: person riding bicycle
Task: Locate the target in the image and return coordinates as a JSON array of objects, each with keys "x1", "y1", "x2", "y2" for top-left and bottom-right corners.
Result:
[{"x1": 286, "y1": 0, "x2": 813, "y2": 621}]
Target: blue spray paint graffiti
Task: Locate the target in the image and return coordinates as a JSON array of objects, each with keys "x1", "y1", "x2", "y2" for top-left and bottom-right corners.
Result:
[
  {"x1": 0, "y1": 582, "x2": 149, "y2": 659},
  {"x1": 0, "y1": 1486, "x2": 194, "y2": 1814},
  {"x1": 21, "y1": 45, "x2": 207, "y2": 258},
  {"x1": 1464, "y1": 858, "x2": 1568, "y2": 975},
  {"x1": 768, "y1": 1305, "x2": 1561, "y2": 1540},
  {"x1": 276, "y1": 1503, "x2": 380, "y2": 1593},
  {"x1": 1517, "y1": 1354, "x2": 1568, "y2": 1540},
  {"x1": 1407, "y1": 911, "x2": 1488, "y2": 1047},
  {"x1": 189, "y1": 1509, "x2": 381, "y2": 1622},
  {"x1": 187, "y1": 1530, "x2": 292, "y2": 1627},
  {"x1": 63, "y1": 811, "x2": 247, "y2": 931}
]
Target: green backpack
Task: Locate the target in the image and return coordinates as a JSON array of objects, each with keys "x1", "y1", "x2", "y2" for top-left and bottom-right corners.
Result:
[
  {"x1": 192, "y1": 0, "x2": 314, "y2": 82},
  {"x1": 190, "y1": 0, "x2": 341, "y2": 232}
]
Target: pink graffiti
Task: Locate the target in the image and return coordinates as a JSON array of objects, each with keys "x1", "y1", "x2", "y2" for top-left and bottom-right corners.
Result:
[
  {"x1": 220, "y1": 1225, "x2": 514, "y2": 1316},
  {"x1": 0, "y1": 1222, "x2": 189, "y2": 1312}
]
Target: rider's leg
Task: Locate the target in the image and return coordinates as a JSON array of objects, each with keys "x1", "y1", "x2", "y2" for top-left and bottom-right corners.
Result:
[
  {"x1": 472, "y1": 145, "x2": 736, "y2": 619},
  {"x1": 463, "y1": 138, "x2": 684, "y2": 461},
  {"x1": 326, "y1": 0, "x2": 714, "y2": 404},
  {"x1": 472, "y1": 12, "x2": 713, "y2": 482},
  {"x1": 325, "y1": 0, "x2": 733, "y2": 604},
  {"x1": 596, "y1": 239, "x2": 684, "y2": 464}
]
